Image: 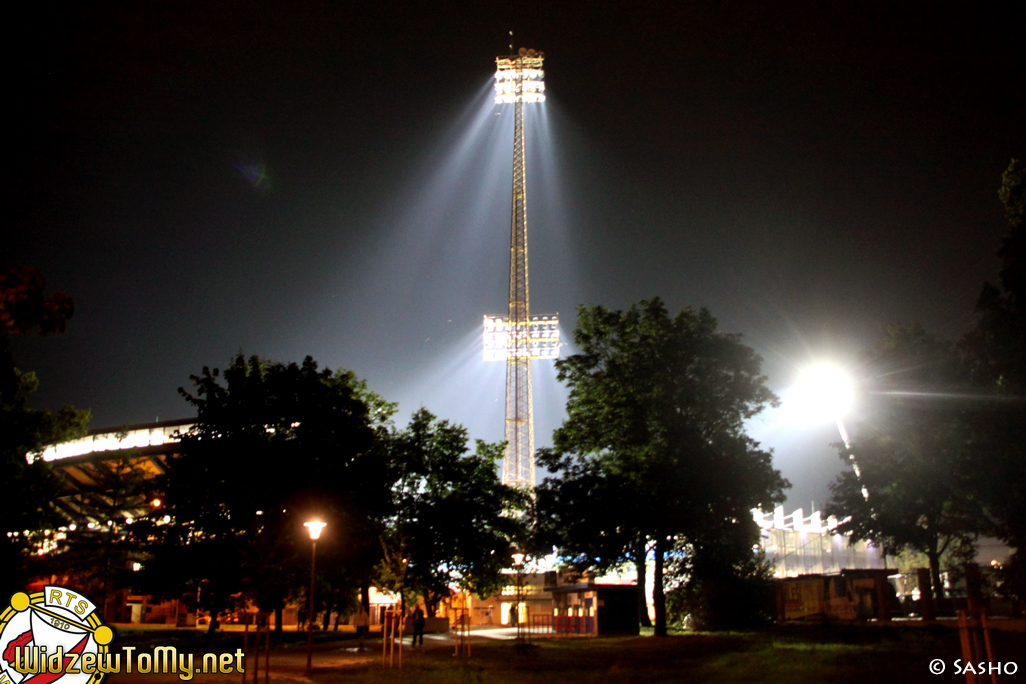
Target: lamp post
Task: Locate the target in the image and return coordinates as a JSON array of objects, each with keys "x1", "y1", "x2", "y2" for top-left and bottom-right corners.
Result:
[
  {"x1": 304, "y1": 520, "x2": 326, "y2": 670},
  {"x1": 511, "y1": 552, "x2": 526, "y2": 646}
]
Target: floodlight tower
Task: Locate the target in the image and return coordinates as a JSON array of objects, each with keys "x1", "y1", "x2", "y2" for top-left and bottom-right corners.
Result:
[{"x1": 484, "y1": 47, "x2": 559, "y2": 488}]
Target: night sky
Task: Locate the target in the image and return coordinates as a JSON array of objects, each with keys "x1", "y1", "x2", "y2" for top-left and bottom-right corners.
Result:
[{"x1": 7, "y1": 2, "x2": 1025, "y2": 510}]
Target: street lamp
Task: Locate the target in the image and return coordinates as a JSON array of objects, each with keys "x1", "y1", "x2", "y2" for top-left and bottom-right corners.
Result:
[
  {"x1": 304, "y1": 520, "x2": 326, "y2": 670},
  {"x1": 511, "y1": 552, "x2": 526, "y2": 646}
]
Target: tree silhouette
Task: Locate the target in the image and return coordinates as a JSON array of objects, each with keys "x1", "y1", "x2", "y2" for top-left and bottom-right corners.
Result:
[
  {"x1": 827, "y1": 324, "x2": 984, "y2": 602},
  {"x1": 538, "y1": 298, "x2": 787, "y2": 635},
  {"x1": 1, "y1": 265, "x2": 88, "y2": 590}
]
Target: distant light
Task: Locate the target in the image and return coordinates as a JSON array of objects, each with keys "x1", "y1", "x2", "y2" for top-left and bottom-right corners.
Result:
[
  {"x1": 512, "y1": 552, "x2": 525, "y2": 566},
  {"x1": 132, "y1": 562, "x2": 142, "y2": 572},
  {"x1": 151, "y1": 498, "x2": 162, "y2": 508},
  {"x1": 304, "y1": 520, "x2": 327, "y2": 540}
]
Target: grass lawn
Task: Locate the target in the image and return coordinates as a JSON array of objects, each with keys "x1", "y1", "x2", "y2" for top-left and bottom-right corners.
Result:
[
  {"x1": 102, "y1": 625, "x2": 1025, "y2": 684},
  {"x1": 309, "y1": 627, "x2": 1023, "y2": 684}
]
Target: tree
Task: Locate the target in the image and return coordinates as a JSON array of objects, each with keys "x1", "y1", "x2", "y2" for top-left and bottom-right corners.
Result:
[
  {"x1": 826, "y1": 324, "x2": 984, "y2": 602},
  {"x1": 537, "y1": 298, "x2": 788, "y2": 635},
  {"x1": 143, "y1": 354, "x2": 393, "y2": 637},
  {"x1": 963, "y1": 158, "x2": 1026, "y2": 393},
  {"x1": 533, "y1": 450, "x2": 641, "y2": 593},
  {"x1": 960, "y1": 157, "x2": 1026, "y2": 603},
  {"x1": 0, "y1": 265, "x2": 88, "y2": 590},
  {"x1": 385, "y1": 409, "x2": 527, "y2": 615},
  {"x1": 665, "y1": 517, "x2": 777, "y2": 631},
  {"x1": 0, "y1": 265, "x2": 75, "y2": 336}
]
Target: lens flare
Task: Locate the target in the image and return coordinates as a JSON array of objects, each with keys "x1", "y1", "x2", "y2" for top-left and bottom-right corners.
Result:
[
  {"x1": 232, "y1": 161, "x2": 270, "y2": 189},
  {"x1": 789, "y1": 363, "x2": 854, "y2": 423}
]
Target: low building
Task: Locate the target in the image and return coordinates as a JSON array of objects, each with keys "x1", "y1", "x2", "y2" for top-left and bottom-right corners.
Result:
[
  {"x1": 775, "y1": 569, "x2": 895, "y2": 622},
  {"x1": 459, "y1": 570, "x2": 559, "y2": 627},
  {"x1": 547, "y1": 583, "x2": 640, "y2": 636}
]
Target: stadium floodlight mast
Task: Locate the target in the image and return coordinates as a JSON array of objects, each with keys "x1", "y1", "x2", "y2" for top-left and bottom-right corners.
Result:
[
  {"x1": 483, "y1": 45, "x2": 559, "y2": 489},
  {"x1": 792, "y1": 363, "x2": 854, "y2": 443},
  {"x1": 792, "y1": 363, "x2": 868, "y2": 500}
]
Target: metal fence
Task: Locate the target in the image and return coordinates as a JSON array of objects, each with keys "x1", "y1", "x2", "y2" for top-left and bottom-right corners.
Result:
[{"x1": 532, "y1": 615, "x2": 595, "y2": 636}]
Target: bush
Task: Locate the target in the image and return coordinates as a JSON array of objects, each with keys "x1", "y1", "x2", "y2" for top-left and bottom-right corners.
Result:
[{"x1": 666, "y1": 523, "x2": 776, "y2": 631}]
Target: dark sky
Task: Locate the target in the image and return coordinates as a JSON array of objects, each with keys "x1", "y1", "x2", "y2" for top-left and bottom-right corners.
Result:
[{"x1": 7, "y1": 1, "x2": 1025, "y2": 509}]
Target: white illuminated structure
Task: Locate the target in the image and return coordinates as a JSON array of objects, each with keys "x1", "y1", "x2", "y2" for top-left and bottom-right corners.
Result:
[
  {"x1": 752, "y1": 506, "x2": 888, "y2": 578},
  {"x1": 37, "y1": 422, "x2": 191, "y2": 462},
  {"x1": 484, "y1": 46, "x2": 556, "y2": 489}
]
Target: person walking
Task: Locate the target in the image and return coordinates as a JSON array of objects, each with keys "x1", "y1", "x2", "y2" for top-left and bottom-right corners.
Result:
[
  {"x1": 354, "y1": 604, "x2": 369, "y2": 650},
  {"x1": 411, "y1": 605, "x2": 425, "y2": 647}
]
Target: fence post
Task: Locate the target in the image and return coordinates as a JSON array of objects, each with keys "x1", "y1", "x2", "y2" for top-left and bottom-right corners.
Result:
[
  {"x1": 957, "y1": 611, "x2": 978, "y2": 684},
  {"x1": 917, "y1": 568, "x2": 935, "y2": 621},
  {"x1": 242, "y1": 623, "x2": 248, "y2": 684},
  {"x1": 263, "y1": 615, "x2": 270, "y2": 684}
]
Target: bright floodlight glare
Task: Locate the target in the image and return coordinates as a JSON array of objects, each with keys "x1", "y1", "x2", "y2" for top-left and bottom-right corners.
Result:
[
  {"x1": 304, "y1": 520, "x2": 327, "y2": 540},
  {"x1": 791, "y1": 363, "x2": 854, "y2": 422},
  {"x1": 483, "y1": 313, "x2": 560, "y2": 361},
  {"x1": 494, "y1": 52, "x2": 545, "y2": 104}
]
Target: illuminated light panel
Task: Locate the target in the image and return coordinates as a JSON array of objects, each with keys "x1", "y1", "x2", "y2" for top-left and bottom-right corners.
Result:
[
  {"x1": 483, "y1": 314, "x2": 561, "y2": 361},
  {"x1": 494, "y1": 55, "x2": 546, "y2": 104}
]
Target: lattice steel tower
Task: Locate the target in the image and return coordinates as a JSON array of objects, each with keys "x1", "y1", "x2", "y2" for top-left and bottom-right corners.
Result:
[{"x1": 484, "y1": 47, "x2": 559, "y2": 488}]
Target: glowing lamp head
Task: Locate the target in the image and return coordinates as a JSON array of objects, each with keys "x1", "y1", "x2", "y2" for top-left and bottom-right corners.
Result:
[
  {"x1": 304, "y1": 520, "x2": 327, "y2": 540},
  {"x1": 494, "y1": 50, "x2": 545, "y2": 104},
  {"x1": 511, "y1": 552, "x2": 525, "y2": 566},
  {"x1": 791, "y1": 363, "x2": 855, "y2": 423}
]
